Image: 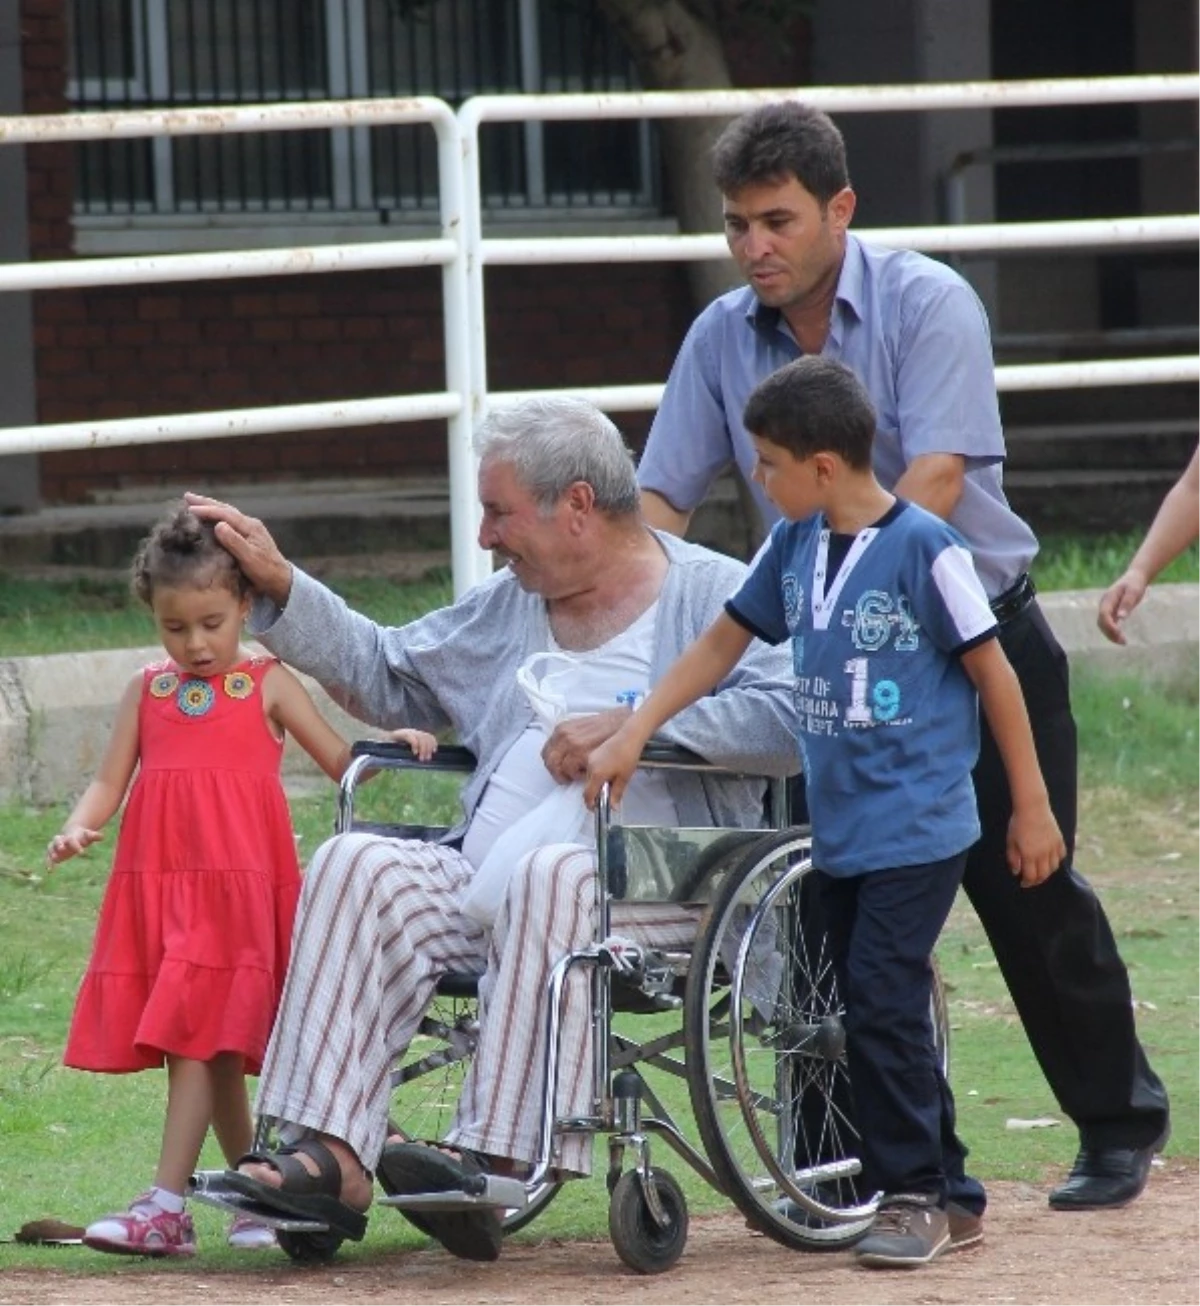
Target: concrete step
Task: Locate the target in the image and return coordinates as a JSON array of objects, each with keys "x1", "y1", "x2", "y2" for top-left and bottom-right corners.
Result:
[{"x1": 0, "y1": 477, "x2": 454, "y2": 573}]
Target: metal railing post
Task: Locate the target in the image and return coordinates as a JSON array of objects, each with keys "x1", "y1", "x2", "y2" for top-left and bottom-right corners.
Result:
[
  {"x1": 457, "y1": 99, "x2": 496, "y2": 590},
  {"x1": 431, "y1": 104, "x2": 485, "y2": 598}
]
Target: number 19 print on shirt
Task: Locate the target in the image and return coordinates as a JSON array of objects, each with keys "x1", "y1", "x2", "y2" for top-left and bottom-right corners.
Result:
[{"x1": 727, "y1": 500, "x2": 998, "y2": 876}]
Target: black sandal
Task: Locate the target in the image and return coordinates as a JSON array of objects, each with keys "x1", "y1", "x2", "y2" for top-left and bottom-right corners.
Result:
[
  {"x1": 223, "y1": 1138, "x2": 368, "y2": 1242},
  {"x1": 377, "y1": 1140, "x2": 503, "y2": 1262}
]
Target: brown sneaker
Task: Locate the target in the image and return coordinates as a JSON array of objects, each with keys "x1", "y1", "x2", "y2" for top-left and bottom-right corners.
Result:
[
  {"x1": 854, "y1": 1193, "x2": 949, "y2": 1268},
  {"x1": 947, "y1": 1201, "x2": 984, "y2": 1250}
]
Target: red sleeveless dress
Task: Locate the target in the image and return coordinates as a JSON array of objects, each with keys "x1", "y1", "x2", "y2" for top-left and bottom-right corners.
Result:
[{"x1": 64, "y1": 656, "x2": 301, "y2": 1075}]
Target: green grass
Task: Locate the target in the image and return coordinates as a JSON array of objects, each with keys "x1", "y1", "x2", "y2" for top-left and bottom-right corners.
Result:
[
  {"x1": 0, "y1": 567, "x2": 455, "y2": 657},
  {"x1": 1031, "y1": 532, "x2": 1199, "y2": 594},
  {"x1": 0, "y1": 531, "x2": 1195, "y2": 658}
]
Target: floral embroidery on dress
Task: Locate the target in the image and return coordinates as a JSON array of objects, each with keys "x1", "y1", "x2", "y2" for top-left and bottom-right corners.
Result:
[
  {"x1": 149, "y1": 672, "x2": 179, "y2": 699},
  {"x1": 177, "y1": 680, "x2": 215, "y2": 717},
  {"x1": 224, "y1": 671, "x2": 255, "y2": 700}
]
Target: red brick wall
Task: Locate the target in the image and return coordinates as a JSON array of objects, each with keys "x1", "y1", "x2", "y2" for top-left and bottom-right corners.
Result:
[
  {"x1": 34, "y1": 263, "x2": 693, "y2": 502},
  {"x1": 22, "y1": 0, "x2": 72, "y2": 259}
]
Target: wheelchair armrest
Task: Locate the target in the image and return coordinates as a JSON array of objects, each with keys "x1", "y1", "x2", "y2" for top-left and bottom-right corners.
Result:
[
  {"x1": 348, "y1": 739, "x2": 478, "y2": 772},
  {"x1": 637, "y1": 741, "x2": 711, "y2": 771},
  {"x1": 338, "y1": 741, "x2": 478, "y2": 835}
]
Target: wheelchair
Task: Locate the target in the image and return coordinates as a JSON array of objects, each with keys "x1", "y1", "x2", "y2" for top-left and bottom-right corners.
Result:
[{"x1": 193, "y1": 739, "x2": 950, "y2": 1274}]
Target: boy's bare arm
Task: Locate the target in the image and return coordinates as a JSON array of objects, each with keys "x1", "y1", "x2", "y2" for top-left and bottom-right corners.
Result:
[
  {"x1": 584, "y1": 613, "x2": 753, "y2": 810},
  {"x1": 960, "y1": 639, "x2": 1066, "y2": 886}
]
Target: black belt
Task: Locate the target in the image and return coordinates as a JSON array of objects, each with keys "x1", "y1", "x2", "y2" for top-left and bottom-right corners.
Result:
[{"x1": 990, "y1": 572, "x2": 1037, "y2": 625}]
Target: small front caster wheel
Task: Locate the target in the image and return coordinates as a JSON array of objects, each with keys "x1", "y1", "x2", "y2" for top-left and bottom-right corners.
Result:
[{"x1": 608, "y1": 1167, "x2": 688, "y2": 1274}]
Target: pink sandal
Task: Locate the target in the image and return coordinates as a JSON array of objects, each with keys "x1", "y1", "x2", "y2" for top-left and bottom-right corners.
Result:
[{"x1": 83, "y1": 1193, "x2": 197, "y2": 1257}]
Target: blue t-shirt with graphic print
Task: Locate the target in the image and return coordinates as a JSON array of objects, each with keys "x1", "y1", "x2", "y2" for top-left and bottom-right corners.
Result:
[{"x1": 727, "y1": 500, "x2": 998, "y2": 876}]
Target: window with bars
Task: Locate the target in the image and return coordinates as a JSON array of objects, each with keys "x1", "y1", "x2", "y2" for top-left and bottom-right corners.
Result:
[{"x1": 67, "y1": 0, "x2": 661, "y2": 219}]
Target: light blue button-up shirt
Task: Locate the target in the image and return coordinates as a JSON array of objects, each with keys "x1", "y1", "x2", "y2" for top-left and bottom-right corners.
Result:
[{"x1": 637, "y1": 234, "x2": 1038, "y2": 598}]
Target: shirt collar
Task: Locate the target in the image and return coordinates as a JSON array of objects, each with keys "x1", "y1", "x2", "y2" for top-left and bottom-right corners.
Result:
[{"x1": 743, "y1": 233, "x2": 865, "y2": 346}]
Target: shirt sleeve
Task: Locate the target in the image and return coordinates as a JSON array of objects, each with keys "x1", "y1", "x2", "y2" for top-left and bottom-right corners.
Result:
[
  {"x1": 724, "y1": 525, "x2": 790, "y2": 645},
  {"x1": 637, "y1": 309, "x2": 736, "y2": 512},
  {"x1": 893, "y1": 277, "x2": 1006, "y2": 468},
  {"x1": 917, "y1": 542, "x2": 999, "y2": 654}
]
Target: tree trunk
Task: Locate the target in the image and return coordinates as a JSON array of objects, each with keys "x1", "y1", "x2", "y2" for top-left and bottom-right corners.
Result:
[{"x1": 596, "y1": 0, "x2": 742, "y2": 310}]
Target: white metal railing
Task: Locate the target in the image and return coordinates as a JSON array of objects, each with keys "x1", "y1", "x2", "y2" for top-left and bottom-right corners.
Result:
[
  {"x1": 1, "y1": 74, "x2": 1198, "y2": 594},
  {"x1": 0, "y1": 96, "x2": 482, "y2": 594}
]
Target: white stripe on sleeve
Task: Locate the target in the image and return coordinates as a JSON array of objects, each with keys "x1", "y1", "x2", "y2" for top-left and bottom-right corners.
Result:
[{"x1": 930, "y1": 544, "x2": 997, "y2": 642}]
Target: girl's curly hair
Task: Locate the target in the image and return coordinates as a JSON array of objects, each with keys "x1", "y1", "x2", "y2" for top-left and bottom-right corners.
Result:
[{"x1": 131, "y1": 501, "x2": 249, "y2": 606}]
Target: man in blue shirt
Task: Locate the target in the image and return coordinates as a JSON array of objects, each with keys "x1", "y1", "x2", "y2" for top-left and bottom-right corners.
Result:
[{"x1": 637, "y1": 101, "x2": 1169, "y2": 1215}]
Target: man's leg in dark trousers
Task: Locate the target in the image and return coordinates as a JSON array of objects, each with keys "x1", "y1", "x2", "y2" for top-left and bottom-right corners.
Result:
[
  {"x1": 818, "y1": 856, "x2": 984, "y2": 1210},
  {"x1": 967, "y1": 604, "x2": 1169, "y2": 1150}
]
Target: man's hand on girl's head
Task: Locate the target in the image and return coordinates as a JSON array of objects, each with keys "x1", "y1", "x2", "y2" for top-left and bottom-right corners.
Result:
[{"x1": 183, "y1": 492, "x2": 295, "y2": 607}]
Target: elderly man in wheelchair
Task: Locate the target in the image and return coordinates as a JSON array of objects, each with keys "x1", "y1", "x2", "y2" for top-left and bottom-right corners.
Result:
[{"x1": 188, "y1": 396, "x2": 849, "y2": 1270}]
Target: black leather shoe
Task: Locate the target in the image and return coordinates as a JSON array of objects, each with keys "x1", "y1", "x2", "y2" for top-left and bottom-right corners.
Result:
[{"x1": 1048, "y1": 1144, "x2": 1157, "y2": 1210}]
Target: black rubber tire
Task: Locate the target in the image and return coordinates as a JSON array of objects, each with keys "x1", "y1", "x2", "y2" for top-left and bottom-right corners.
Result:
[
  {"x1": 276, "y1": 1227, "x2": 347, "y2": 1263},
  {"x1": 685, "y1": 829, "x2": 867, "y2": 1251},
  {"x1": 607, "y1": 1168, "x2": 689, "y2": 1275},
  {"x1": 683, "y1": 827, "x2": 952, "y2": 1251}
]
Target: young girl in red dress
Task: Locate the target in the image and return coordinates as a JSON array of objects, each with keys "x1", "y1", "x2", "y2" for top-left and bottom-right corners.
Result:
[{"x1": 47, "y1": 503, "x2": 435, "y2": 1257}]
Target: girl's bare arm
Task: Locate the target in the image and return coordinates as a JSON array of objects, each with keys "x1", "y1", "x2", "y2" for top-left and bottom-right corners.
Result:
[
  {"x1": 47, "y1": 673, "x2": 142, "y2": 865},
  {"x1": 264, "y1": 663, "x2": 352, "y2": 782}
]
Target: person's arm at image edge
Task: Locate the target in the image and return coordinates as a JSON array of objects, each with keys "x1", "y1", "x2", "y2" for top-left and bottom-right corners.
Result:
[
  {"x1": 584, "y1": 613, "x2": 753, "y2": 810},
  {"x1": 960, "y1": 638, "x2": 1066, "y2": 886},
  {"x1": 1097, "y1": 446, "x2": 1200, "y2": 644}
]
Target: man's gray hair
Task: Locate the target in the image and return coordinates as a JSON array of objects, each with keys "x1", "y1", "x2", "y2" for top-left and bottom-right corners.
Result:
[{"x1": 474, "y1": 396, "x2": 640, "y2": 515}]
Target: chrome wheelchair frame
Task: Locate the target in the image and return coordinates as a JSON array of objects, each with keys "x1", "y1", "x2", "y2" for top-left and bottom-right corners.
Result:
[{"x1": 194, "y1": 739, "x2": 948, "y2": 1272}]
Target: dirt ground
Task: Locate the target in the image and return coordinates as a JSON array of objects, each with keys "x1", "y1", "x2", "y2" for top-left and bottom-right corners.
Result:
[{"x1": 2, "y1": 1160, "x2": 1195, "y2": 1306}]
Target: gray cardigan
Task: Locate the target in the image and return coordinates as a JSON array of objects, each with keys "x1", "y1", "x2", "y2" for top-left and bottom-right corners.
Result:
[{"x1": 250, "y1": 531, "x2": 799, "y2": 837}]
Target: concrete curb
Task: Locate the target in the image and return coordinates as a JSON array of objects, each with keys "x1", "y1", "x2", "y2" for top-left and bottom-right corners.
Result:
[{"x1": 1, "y1": 585, "x2": 1195, "y2": 807}]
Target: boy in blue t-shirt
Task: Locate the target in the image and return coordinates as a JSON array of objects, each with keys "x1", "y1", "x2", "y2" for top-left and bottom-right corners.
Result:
[{"x1": 586, "y1": 355, "x2": 1065, "y2": 1269}]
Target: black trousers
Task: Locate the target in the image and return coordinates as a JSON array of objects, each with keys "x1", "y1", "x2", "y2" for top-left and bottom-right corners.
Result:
[
  {"x1": 818, "y1": 854, "x2": 983, "y2": 1205},
  {"x1": 965, "y1": 601, "x2": 1169, "y2": 1149}
]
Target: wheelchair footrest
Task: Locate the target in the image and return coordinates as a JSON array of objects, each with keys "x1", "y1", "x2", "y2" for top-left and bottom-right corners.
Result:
[
  {"x1": 188, "y1": 1171, "x2": 330, "y2": 1232},
  {"x1": 377, "y1": 1174, "x2": 528, "y2": 1214}
]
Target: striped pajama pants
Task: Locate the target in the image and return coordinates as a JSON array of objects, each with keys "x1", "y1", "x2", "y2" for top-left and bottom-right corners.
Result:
[{"x1": 255, "y1": 832, "x2": 699, "y2": 1175}]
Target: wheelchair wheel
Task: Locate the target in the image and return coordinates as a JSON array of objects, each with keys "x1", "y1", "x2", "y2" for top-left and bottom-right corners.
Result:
[
  {"x1": 608, "y1": 1167, "x2": 689, "y2": 1275},
  {"x1": 388, "y1": 989, "x2": 560, "y2": 1235},
  {"x1": 276, "y1": 1228, "x2": 346, "y2": 1263},
  {"x1": 686, "y1": 829, "x2": 869, "y2": 1250}
]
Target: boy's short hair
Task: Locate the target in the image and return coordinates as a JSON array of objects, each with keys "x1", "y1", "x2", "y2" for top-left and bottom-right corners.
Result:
[
  {"x1": 711, "y1": 102, "x2": 850, "y2": 205},
  {"x1": 743, "y1": 357, "x2": 876, "y2": 471}
]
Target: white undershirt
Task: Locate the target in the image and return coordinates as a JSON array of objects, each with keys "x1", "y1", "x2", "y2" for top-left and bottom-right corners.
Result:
[{"x1": 461, "y1": 602, "x2": 677, "y2": 868}]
